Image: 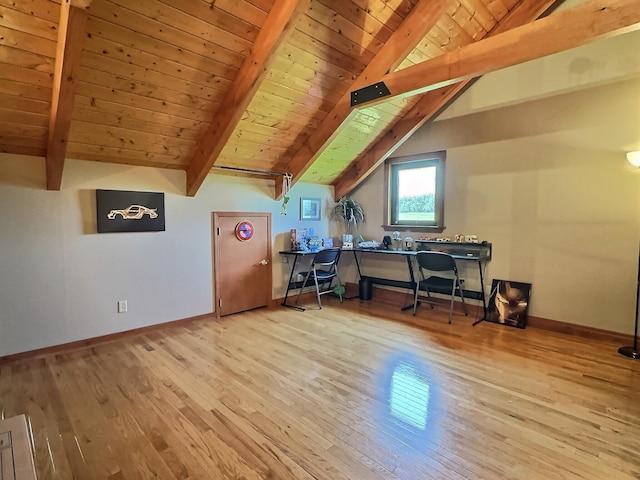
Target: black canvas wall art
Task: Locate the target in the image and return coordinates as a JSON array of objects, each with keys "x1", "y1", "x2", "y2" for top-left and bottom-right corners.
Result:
[
  {"x1": 96, "y1": 189, "x2": 165, "y2": 233},
  {"x1": 486, "y1": 279, "x2": 532, "y2": 329}
]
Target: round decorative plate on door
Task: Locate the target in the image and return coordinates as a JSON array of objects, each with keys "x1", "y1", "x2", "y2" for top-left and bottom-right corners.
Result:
[{"x1": 235, "y1": 221, "x2": 254, "y2": 241}]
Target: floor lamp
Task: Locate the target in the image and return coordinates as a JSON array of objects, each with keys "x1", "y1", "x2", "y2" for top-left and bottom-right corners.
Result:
[
  {"x1": 620, "y1": 153, "x2": 640, "y2": 359},
  {"x1": 619, "y1": 244, "x2": 640, "y2": 359}
]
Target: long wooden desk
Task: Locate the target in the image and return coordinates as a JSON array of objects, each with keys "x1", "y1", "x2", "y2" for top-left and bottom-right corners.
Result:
[
  {"x1": 280, "y1": 246, "x2": 491, "y2": 319},
  {"x1": 352, "y1": 247, "x2": 491, "y2": 318}
]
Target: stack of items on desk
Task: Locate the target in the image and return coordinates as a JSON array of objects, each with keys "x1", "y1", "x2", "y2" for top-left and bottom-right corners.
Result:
[
  {"x1": 291, "y1": 228, "x2": 313, "y2": 251},
  {"x1": 290, "y1": 228, "x2": 331, "y2": 252},
  {"x1": 341, "y1": 233, "x2": 354, "y2": 249}
]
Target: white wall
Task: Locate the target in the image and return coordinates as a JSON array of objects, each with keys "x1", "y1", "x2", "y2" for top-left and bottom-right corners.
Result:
[
  {"x1": 349, "y1": 31, "x2": 640, "y2": 334},
  {"x1": 0, "y1": 156, "x2": 333, "y2": 356}
]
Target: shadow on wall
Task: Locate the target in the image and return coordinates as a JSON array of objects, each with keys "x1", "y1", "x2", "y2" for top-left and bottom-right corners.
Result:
[{"x1": 0, "y1": 154, "x2": 46, "y2": 190}]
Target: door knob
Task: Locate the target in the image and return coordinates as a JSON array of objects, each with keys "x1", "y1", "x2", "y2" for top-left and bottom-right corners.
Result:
[{"x1": 259, "y1": 259, "x2": 269, "y2": 265}]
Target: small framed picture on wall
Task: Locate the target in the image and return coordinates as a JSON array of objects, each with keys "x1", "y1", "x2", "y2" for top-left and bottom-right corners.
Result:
[{"x1": 300, "y1": 197, "x2": 321, "y2": 221}]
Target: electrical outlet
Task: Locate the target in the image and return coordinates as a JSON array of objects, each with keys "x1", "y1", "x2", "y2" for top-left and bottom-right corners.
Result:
[{"x1": 118, "y1": 300, "x2": 127, "y2": 313}]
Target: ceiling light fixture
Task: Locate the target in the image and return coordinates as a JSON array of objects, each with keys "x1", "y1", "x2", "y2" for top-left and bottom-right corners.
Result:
[{"x1": 627, "y1": 151, "x2": 640, "y2": 168}]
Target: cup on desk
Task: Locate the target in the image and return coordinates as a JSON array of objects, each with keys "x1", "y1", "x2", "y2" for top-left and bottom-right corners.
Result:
[
  {"x1": 404, "y1": 236, "x2": 414, "y2": 250},
  {"x1": 341, "y1": 234, "x2": 353, "y2": 243}
]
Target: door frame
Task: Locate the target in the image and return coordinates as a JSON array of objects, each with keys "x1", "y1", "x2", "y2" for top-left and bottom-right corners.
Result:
[{"x1": 212, "y1": 211, "x2": 272, "y2": 318}]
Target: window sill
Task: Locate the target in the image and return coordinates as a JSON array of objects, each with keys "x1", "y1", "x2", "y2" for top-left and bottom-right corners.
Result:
[{"x1": 381, "y1": 225, "x2": 446, "y2": 233}]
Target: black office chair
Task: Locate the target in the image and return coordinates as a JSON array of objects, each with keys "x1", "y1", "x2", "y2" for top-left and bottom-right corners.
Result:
[
  {"x1": 413, "y1": 251, "x2": 467, "y2": 323},
  {"x1": 295, "y1": 248, "x2": 343, "y2": 309}
]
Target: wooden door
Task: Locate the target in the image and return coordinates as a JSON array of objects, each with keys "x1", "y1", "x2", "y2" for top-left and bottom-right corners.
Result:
[{"x1": 213, "y1": 212, "x2": 272, "y2": 316}]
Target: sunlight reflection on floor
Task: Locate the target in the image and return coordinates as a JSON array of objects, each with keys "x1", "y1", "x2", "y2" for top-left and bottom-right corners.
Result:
[{"x1": 375, "y1": 352, "x2": 443, "y2": 454}]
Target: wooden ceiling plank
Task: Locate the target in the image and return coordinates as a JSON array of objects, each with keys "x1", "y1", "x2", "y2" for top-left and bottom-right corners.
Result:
[
  {"x1": 221, "y1": 142, "x2": 289, "y2": 158},
  {"x1": 275, "y1": 0, "x2": 456, "y2": 200},
  {"x1": 84, "y1": 16, "x2": 240, "y2": 79},
  {"x1": 0, "y1": 80, "x2": 51, "y2": 102},
  {"x1": 435, "y1": 15, "x2": 476, "y2": 49},
  {"x1": 500, "y1": 0, "x2": 522, "y2": 10},
  {"x1": 66, "y1": 145, "x2": 187, "y2": 168},
  {"x1": 333, "y1": 0, "x2": 561, "y2": 199},
  {"x1": 481, "y1": 0, "x2": 510, "y2": 20},
  {"x1": 306, "y1": 1, "x2": 385, "y2": 58},
  {"x1": 231, "y1": 128, "x2": 302, "y2": 150},
  {"x1": 259, "y1": 80, "x2": 335, "y2": 114},
  {"x1": 77, "y1": 67, "x2": 222, "y2": 112},
  {"x1": 0, "y1": 45, "x2": 54, "y2": 72},
  {"x1": 318, "y1": 0, "x2": 395, "y2": 43},
  {"x1": 0, "y1": 92, "x2": 50, "y2": 114},
  {"x1": 7, "y1": 0, "x2": 60, "y2": 23},
  {"x1": 72, "y1": 106, "x2": 202, "y2": 140},
  {"x1": 85, "y1": 20, "x2": 238, "y2": 82},
  {"x1": 246, "y1": 100, "x2": 322, "y2": 130},
  {"x1": 0, "y1": 108, "x2": 49, "y2": 127},
  {"x1": 87, "y1": 1, "x2": 244, "y2": 68},
  {"x1": 0, "y1": 24, "x2": 57, "y2": 58},
  {"x1": 252, "y1": 90, "x2": 330, "y2": 120},
  {"x1": 277, "y1": 42, "x2": 359, "y2": 87},
  {"x1": 0, "y1": 5, "x2": 58, "y2": 41},
  {"x1": 104, "y1": 0, "x2": 253, "y2": 55},
  {"x1": 345, "y1": 0, "x2": 413, "y2": 30},
  {"x1": 46, "y1": 0, "x2": 91, "y2": 190},
  {"x1": 458, "y1": 0, "x2": 498, "y2": 31},
  {"x1": 287, "y1": 29, "x2": 368, "y2": 73},
  {"x1": 449, "y1": 2, "x2": 488, "y2": 40},
  {"x1": 80, "y1": 51, "x2": 230, "y2": 103},
  {"x1": 296, "y1": 12, "x2": 376, "y2": 66},
  {"x1": 265, "y1": 67, "x2": 343, "y2": 104},
  {"x1": 271, "y1": 57, "x2": 351, "y2": 93},
  {"x1": 83, "y1": 31, "x2": 237, "y2": 83},
  {"x1": 359, "y1": 0, "x2": 640, "y2": 106},
  {"x1": 73, "y1": 95, "x2": 206, "y2": 131},
  {"x1": 186, "y1": 0, "x2": 311, "y2": 196},
  {"x1": 244, "y1": 0, "x2": 275, "y2": 15},
  {"x1": 236, "y1": 117, "x2": 304, "y2": 140},
  {"x1": 69, "y1": 121, "x2": 197, "y2": 151},
  {"x1": 0, "y1": 62, "x2": 53, "y2": 87},
  {"x1": 156, "y1": 0, "x2": 261, "y2": 43},
  {"x1": 0, "y1": 145, "x2": 45, "y2": 156},
  {"x1": 1, "y1": 134, "x2": 47, "y2": 148},
  {"x1": 0, "y1": 121, "x2": 48, "y2": 138},
  {"x1": 196, "y1": 0, "x2": 270, "y2": 28},
  {"x1": 75, "y1": 82, "x2": 216, "y2": 122}
]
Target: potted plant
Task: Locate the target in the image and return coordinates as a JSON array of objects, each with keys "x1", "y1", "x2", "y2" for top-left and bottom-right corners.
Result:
[{"x1": 331, "y1": 196, "x2": 365, "y2": 234}]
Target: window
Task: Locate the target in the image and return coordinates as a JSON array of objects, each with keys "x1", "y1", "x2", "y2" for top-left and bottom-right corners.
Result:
[{"x1": 384, "y1": 151, "x2": 445, "y2": 232}]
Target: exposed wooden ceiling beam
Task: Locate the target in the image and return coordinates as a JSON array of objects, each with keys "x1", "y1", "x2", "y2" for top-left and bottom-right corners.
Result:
[
  {"x1": 185, "y1": 0, "x2": 310, "y2": 197},
  {"x1": 353, "y1": 0, "x2": 640, "y2": 108},
  {"x1": 333, "y1": 0, "x2": 561, "y2": 199},
  {"x1": 274, "y1": 0, "x2": 457, "y2": 200},
  {"x1": 46, "y1": 0, "x2": 92, "y2": 191}
]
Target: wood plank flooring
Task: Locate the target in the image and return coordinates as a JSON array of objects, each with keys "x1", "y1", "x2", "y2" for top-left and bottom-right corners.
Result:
[{"x1": 1, "y1": 296, "x2": 639, "y2": 479}]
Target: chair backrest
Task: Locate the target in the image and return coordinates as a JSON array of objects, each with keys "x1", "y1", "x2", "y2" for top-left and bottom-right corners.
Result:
[
  {"x1": 416, "y1": 251, "x2": 458, "y2": 273},
  {"x1": 313, "y1": 248, "x2": 341, "y2": 267}
]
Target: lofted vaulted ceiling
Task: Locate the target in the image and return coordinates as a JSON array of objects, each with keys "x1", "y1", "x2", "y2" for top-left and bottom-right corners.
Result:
[{"x1": 1, "y1": 0, "x2": 638, "y2": 198}]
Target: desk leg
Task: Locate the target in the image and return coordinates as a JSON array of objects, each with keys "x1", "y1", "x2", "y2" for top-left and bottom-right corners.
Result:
[
  {"x1": 281, "y1": 255, "x2": 305, "y2": 311},
  {"x1": 472, "y1": 260, "x2": 488, "y2": 326},
  {"x1": 400, "y1": 255, "x2": 418, "y2": 311},
  {"x1": 352, "y1": 250, "x2": 362, "y2": 279}
]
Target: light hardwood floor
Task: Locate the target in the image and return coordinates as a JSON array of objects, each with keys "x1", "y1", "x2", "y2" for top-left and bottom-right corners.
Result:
[{"x1": 1, "y1": 296, "x2": 639, "y2": 479}]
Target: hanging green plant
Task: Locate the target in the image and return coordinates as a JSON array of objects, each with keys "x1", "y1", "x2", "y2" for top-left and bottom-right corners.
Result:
[
  {"x1": 331, "y1": 196, "x2": 365, "y2": 234},
  {"x1": 281, "y1": 195, "x2": 290, "y2": 215}
]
